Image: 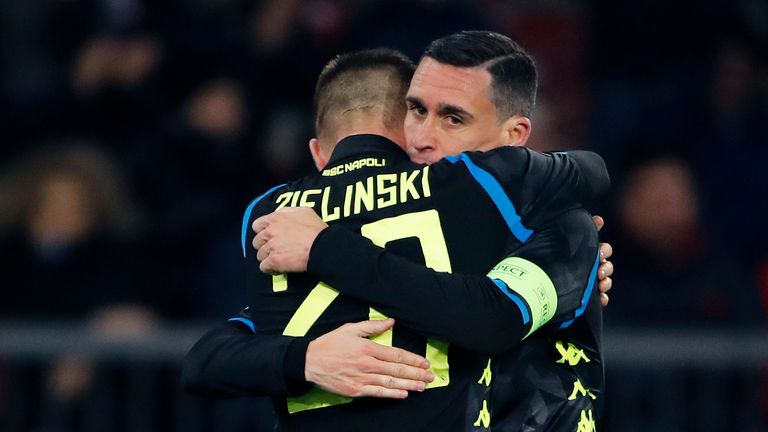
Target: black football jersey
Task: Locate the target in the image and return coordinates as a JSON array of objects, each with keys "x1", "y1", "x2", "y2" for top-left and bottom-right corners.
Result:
[{"x1": 237, "y1": 134, "x2": 606, "y2": 431}]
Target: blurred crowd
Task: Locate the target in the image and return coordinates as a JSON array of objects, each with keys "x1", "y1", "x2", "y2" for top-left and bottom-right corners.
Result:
[
  {"x1": 1, "y1": 0, "x2": 767, "y2": 321},
  {"x1": 2, "y1": 0, "x2": 767, "y2": 327},
  {"x1": 1, "y1": 0, "x2": 767, "y2": 428}
]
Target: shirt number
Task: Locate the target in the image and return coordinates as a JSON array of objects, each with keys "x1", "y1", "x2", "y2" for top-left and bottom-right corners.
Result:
[{"x1": 280, "y1": 209, "x2": 452, "y2": 413}]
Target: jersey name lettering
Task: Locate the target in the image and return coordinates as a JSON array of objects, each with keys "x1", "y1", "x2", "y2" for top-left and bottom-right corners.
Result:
[{"x1": 275, "y1": 166, "x2": 431, "y2": 221}]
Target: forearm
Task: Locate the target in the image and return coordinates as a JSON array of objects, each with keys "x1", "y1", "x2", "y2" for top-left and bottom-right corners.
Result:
[
  {"x1": 182, "y1": 322, "x2": 311, "y2": 397},
  {"x1": 307, "y1": 226, "x2": 529, "y2": 354}
]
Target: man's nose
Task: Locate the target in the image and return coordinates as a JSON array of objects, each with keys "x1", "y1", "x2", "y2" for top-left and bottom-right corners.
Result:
[{"x1": 412, "y1": 120, "x2": 437, "y2": 153}]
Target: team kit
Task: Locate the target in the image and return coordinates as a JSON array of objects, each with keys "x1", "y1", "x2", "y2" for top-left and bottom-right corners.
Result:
[{"x1": 184, "y1": 31, "x2": 613, "y2": 431}]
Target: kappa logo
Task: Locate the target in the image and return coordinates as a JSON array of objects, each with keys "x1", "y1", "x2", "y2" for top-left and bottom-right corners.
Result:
[
  {"x1": 576, "y1": 409, "x2": 596, "y2": 432},
  {"x1": 473, "y1": 400, "x2": 491, "y2": 428},
  {"x1": 555, "y1": 340, "x2": 591, "y2": 366},
  {"x1": 568, "y1": 379, "x2": 597, "y2": 401},
  {"x1": 477, "y1": 359, "x2": 492, "y2": 387}
]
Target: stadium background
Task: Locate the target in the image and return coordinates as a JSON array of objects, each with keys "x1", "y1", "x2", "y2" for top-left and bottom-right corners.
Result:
[{"x1": 1, "y1": 0, "x2": 766, "y2": 430}]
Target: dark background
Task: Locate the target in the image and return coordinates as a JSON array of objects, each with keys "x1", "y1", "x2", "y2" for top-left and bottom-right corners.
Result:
[{"x1": 1, "y1": 0, "x2": 766, "y2": 430}]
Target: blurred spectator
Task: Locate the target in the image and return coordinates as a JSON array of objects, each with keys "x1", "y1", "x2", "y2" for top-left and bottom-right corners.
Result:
[
  {"x1": 72, "y1": 34, "x2": 161, "y2": 93},
  {"x1": 0, "y1": 143, "x2": 162, "y2": 431},
  {"x1": 240, "y1": 0, "x2": 356, "y2": 183},
  {"x1": 0, "y1": 143, "x2": 146, "y2": 319},
  {"x1": 607, "y1": 155, "x2": 764, "y2": 328},
  {"x1": 133, "y1": 77, "x2": 258, "y2": 318},
  {"x1": 39, "y1": 305, "x2": 158, "y2": 432},
  {"x1": 66, "y1": 31, "x2": 169, "y2": 152},
  {"x1": 185, "y1": 79, "x2": 245, "y2": 140},
  {"x1": 692, "y1": 38, "x2": 768, "y2": 264}
]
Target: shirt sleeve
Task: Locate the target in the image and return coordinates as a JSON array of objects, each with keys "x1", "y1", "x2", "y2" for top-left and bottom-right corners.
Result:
[
  {"x1": 566, "y1": 150, "x2": 611, "y2": 202},
  {"x1": 182, "y1": 313, "x2": 312, "y2": 398},
  {"x1": 460, "y1": 148, "x2": 610, "y2": 227},
  {"x1": 183, "y1": 184, "x2": 314, "y2": 398},
  {"x1": 306, "y1": 208, "x2": 599, "y2": 355}
]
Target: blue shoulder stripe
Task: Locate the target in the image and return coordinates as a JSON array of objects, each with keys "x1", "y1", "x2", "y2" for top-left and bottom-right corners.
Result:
[
  {"x1": 446, "y1": 153, "x2": 532, "y2": 243},
  {"x1": 228, "y1": 317, "x2": 256, "y2": 333},
  {"x1": 559, "y1": 251, "x2": 601, "y2": 329},
  {"x1": 241, "y1": 184, "x2": 287, "y2": 257}
]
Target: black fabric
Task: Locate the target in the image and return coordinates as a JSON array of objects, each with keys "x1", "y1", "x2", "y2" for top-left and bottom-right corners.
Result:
[
  {"x1": 308, "y1": 225, "x2": 528, "y2": 354},
  {"x1": 182, "y1": 322, "x2": 306, "y2": 397},
  {"x1": 284, "y1": 338, "x2": 312, "y2": 395},
  {"x1": 185, "y1": 135, "x2": 608, "y2": 431}
]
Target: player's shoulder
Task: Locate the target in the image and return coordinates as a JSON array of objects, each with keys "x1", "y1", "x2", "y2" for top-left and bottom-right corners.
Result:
[
  {"x1": 431, "y1": 147, "x2": 579, "y2": 197},
  {"x1": 244, "y1": 183, "x2": 288, "y2": 216},
  {"x1": 429, "y1": 146, "x2": 532, "y2": 183},
  {"x1": 562, "y1": 150, "x2": 611, "y2": 200},
  {"x1": 243, "y1": 175, "x2": 316, "y2": 215},
  {"x1": 239, "y1": 178, "x2": 307, "y2": 257},
  {"x1": 463, "y1": 147, "x2": 610, "y2": 203}
]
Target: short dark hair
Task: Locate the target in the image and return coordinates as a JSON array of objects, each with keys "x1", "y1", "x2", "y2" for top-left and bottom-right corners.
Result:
[
  {"x1": 423, "y1": 31, "x2": 537, "y2": 119},
  {"x1": 313, "y1": 49, "x2": 416, "y2": 140}
]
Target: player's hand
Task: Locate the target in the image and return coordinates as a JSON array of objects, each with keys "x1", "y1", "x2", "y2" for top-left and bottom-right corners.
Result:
[
  {"x1": 305, "y1": 319, "x2": 434, "y2": 399},
  {"x1": 592, "y1": 215, "x2": 614, "y2": 307},
  {"x1": 252, "y1": 207, "x2": 328, "y2": 274}
]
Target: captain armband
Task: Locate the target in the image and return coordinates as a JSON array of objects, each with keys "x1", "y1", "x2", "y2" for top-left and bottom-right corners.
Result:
[{"x1": 487, "y1": 257, "x2": 558, "y2": 338}]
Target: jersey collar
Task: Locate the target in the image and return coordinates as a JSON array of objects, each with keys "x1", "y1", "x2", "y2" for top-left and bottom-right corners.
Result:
[{"x1": 326, "y1": 134, "x2": 409, "y2": 166}]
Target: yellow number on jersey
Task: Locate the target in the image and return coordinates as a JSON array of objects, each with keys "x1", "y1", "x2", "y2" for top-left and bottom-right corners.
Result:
[
  {"x1": 360, "y1": 210, "x2": 451, "y2": 388},
  {"x1": 277, "y1": 209, "x2": 453, "y2": 413}
]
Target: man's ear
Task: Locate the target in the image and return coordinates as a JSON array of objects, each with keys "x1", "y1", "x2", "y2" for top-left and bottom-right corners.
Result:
[
  {"x1": 309, "y1": 138, "x2": 328, "y2": 171},
  {"x1": 500, "y1": 115, "x2": 532, "y2": 146}
]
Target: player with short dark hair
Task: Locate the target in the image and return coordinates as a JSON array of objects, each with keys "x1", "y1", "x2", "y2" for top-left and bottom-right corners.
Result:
[
  {"x1": 423, "y1": 30, "x2": 537, "y2": 118},
  {"x1": 313, "y1": 48, "x2": 415, "y2": 144}
]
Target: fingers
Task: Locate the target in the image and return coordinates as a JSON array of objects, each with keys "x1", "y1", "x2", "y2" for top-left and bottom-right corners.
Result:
[
  {"x1": 252, "y1": 229, "x2": 269, "y2": 251},
  {"x1": 354, "y1": 365, "x2": 436, "y2": 399},
  {"x1": 592, "y1": 215, "x2": 605, "y2": 232},
  {"x1": 256, "y1": 240, "x2": 270, "y2": 262},
  {"x1": 252, "y1": 215, "x2": 271, "y2": 235},
  {"x1": 259, "y1": 256, "x2": 279, "y2": 275},
  {"x1": 348, "y1": 320, "x2": 430, "y2": 370},
  {"x1": 598, "y1": 261, "x2": 614, "y2": 280},
  {"x1": 599, "y1": 242, "x2": 613, "y2": 262},
  {"x1": 367, "y1": 356, "x2": 434, "y2": 384},
  {"x1": 351, "y1": 319, "x2": 396, "y2": 338},
  {"x1": 600, "y1": 293, "x2": 610, "y2": 307},
  {"x1": 357, "y1": 385, "x2": 408, "y2": 399},
  {"x1": 366, "y1": 341, "x2": 430, "y2": 370},
  {"x1": 598, "y1": 276, "x2": 612, "y2": 294},
  {"x1": 364, "y1": 372, "x2": 428, "y2": 393},
  {"x1": 252, "y1": 217, "x2": 272, "y2": 260}
]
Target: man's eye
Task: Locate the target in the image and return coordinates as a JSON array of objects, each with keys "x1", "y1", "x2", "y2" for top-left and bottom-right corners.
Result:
[
  {"x1": 446, "y1": 115, "x2": 463, "y2": 125},
  {"x1": 408, "y1": 105, "x2": 427, "y2": 115}
]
